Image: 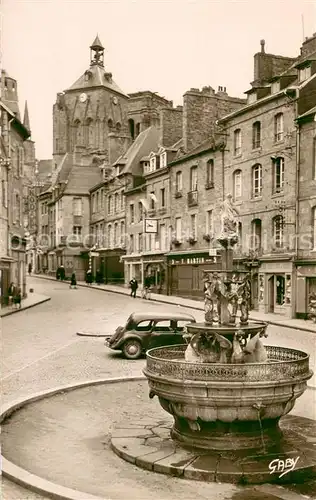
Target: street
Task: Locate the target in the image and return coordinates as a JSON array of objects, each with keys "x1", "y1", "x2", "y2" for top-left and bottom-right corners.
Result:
[{"x1": 1, "y1": 277, "x2": 316, "y2": 499}]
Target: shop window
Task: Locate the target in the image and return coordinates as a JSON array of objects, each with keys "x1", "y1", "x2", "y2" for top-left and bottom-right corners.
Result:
[{"x1": 276, "y1": 275, "x2": 285, "y2": 305}]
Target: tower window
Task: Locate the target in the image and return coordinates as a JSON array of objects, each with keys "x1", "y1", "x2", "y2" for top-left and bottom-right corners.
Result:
[
  {"x1": 108, "y1": 119, "x2": 113, "y2": 128},
  {"x1": 129, "y1": 119, "x2": 135, "y2": 139}
]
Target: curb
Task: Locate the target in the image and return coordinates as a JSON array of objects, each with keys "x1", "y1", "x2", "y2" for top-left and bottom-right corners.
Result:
[
  {"x1": 33, "y1": 275, "x2": 316, "y2": 334},
  {"x1": 76, "y1": 331, "x2": 107, "y2": 337},
  {"x1": 1, "y1": 376, "x2": 315, "y2": 500},
  {"x1": 1, "y1": 376, "x2": 146, "y2": 500},
  {"x1": 0, "y1": 296, "x2": 51, "y2": 318}
]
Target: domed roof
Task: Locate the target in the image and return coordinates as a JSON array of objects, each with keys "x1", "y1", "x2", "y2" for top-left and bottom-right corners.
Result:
[{"x1": 66, "y1": 64, "x2": 127, "y2": 97}]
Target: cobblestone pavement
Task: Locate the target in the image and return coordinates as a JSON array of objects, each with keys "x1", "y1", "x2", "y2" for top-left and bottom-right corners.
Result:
[{"x1": 2, "y1": 277, "x2": 316, "y2": 499}]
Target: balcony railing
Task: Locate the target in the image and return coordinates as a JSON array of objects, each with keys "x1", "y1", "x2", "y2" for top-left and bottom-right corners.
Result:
[{"x1": 187, "y1": 190, "x2": 198, "y2": 207}]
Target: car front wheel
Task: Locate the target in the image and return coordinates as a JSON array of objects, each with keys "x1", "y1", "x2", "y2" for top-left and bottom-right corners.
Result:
[{"x1": 122, "y1": 339, "x2": 142, "y2": 360}]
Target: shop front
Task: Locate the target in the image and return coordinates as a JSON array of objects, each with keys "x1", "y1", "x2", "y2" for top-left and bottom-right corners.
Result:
[
  {"x1": 123, "y1": 251, "x2": 166, "y2": 293},
  {"x1": 257, "y1": 258, "x2": 294, "y2": 318},
  {"x1": 89, "y1": 248, "x2": 125, "y2": 284},
  {"x1": 0, "y1": 258, "x2": 13, "y2": 305},
  {"x1": 295, "y1": 261, "x2": 316, "y2": 319},
  {"x1": 166, "y1": 249, "x2": 221, "y2": 299}
]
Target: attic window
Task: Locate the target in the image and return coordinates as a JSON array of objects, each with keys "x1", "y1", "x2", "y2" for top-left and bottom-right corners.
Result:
[
  {"x1": 248, "y1": 92, "x2": 257, "y2": 104},
  {"x1": 299, "y1": 65, "x2": 311, "y2": 83},
  {"x1": 84, "y1": 70, "x2": 92, "y2": 81}
]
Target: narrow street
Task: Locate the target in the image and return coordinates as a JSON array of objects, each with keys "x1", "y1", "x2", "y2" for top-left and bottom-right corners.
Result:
[{"x1": 2, "y1": 277, "x2": 316, "y2": 499}]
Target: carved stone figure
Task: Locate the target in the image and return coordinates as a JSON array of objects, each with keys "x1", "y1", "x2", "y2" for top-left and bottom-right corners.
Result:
[
  {"x1": 184, "y1": 331, "x2": 232, "y2": 364},
  {"x1": 218, "y1": 194, "x2": 240, "y2": 246},
  {"x1": 243, "y1": 329, "x2": 268, "y2": 363},
  {"x1": 238, "y1": 274, "x2": 251, "y2": 325}
]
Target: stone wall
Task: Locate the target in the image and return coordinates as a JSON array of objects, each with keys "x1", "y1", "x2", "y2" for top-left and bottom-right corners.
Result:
[
  {"x1": 183, "y1": 86, "x2": 245, "y2": 153},
  {"x1": 159, "y1": 107, "x2": 183, "y2": 148}
]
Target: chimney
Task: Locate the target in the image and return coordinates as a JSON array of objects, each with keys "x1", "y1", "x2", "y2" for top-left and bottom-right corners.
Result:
[
  {"x1": 300, "y1": 32, "x2": 316, "y2": 57},
  {"x1": 253, "y1": 40, "x2": 296, "y2": 85}
]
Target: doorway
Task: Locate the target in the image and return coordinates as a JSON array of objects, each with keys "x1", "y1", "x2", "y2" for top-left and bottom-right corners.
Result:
[{"x1": 268, "y1": 275, "x2": 274, "y2": 312}]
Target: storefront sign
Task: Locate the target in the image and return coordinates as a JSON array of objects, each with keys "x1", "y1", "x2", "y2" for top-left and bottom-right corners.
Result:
[{"x1": 170, "y1": 256, "x2": 216, "y2": 265}]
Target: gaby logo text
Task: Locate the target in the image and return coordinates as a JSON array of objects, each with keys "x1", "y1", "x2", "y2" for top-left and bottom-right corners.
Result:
[{"x1": 268, "y1": 456, "x2": 300, "y2": 478}]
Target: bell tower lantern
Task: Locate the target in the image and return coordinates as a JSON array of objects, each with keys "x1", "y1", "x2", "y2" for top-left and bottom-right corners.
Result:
[{"x1": 90, "y1": 35, "x2": 104, "y2": 67}]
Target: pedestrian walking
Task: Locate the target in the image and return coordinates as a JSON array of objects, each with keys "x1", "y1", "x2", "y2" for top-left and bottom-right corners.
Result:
[
  {"x1": 59, "y1": 265, "x2": 65, "y2": 281},
  {"x1": 56, "y1": 267, "x2": 61, "y2": 280},
  {"x1": 13, "y1": 286, "x2": 22, "y2": 309},
  {"x1": 129, "y1": 278, "x2": 138, "y2": 298},
  {"x1": 69, "y1": 272, "x2": 77, "y2": 289},
  {"x1": 8, "y1": 282, "x2": 15, "y2": 306},
  {"x1": 86, "y1": 269, "x2": 93, "y2": 285},
  {"x1": 142, "y1": 275, "x2": 152, "y2": 300},
  {"x1": 28, "y1": 263, "x2": 32, "y2": 276}
]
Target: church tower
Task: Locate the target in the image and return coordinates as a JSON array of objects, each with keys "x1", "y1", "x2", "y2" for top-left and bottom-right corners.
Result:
[{"x1": 53, "y1": 36, "x2": 131, "y2": 166}]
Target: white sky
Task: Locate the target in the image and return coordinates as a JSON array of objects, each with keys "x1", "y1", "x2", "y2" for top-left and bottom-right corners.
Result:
[{"x1": 2, "y1": 0, "x2": 316, "y2": 159}]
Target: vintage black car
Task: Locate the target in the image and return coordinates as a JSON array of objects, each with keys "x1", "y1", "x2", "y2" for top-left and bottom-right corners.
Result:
[{"x1": 105, "y1": 311, "x2": 196, "y2": 359}]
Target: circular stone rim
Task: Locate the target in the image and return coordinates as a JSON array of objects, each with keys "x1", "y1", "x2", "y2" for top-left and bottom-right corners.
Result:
[
  {"x1": 110, "y1": 415, "x2": 316, "y2": 485},
  {"x1": 1, "y1": 376, "x2": 146, "y2": 500}
]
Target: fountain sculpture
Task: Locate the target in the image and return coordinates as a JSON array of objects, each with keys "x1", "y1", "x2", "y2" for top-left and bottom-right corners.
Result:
[{"x1": 141, "y1": 195, "x2": 314, "y2": 480}]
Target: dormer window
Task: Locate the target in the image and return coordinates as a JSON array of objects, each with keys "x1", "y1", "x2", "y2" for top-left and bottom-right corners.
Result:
[
  {"x1": 160, "y1": 152, "x2": 167, "y2": 168},
  {"x1": 271, "y1": 81, "x2": 280, "y2": 94},
  {"x1": 299, "y1": 65, "x2": 311, "y2": 83},
  {"x1": 149, "y1": 156, "x2": 156, "y2": 172},
  {"x1": 115, "y1": 165, "x2": 120, "y2": 176},
  {"x1": 248, "y1": 92, "x2": 257, "y2": 104},
  {"x1": 143, "y1": 161, "x2": 149, "y2": 174}
]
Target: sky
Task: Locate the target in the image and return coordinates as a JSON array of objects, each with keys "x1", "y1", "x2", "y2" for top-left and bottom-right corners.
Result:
[{"x1": 1, "y1": 0, "x2": 316, "y2": 159}]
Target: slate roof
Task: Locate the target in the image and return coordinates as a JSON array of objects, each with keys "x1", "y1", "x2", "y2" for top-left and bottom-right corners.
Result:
[
  {"x1": 67, "y1": 64, "x2": 127, "y2": 97},
  {"x1": 64, "y1": 165, "x2": 101, "y2": 195},
  {"x1": 113, "y1": 126, "x2": 160, "y2": 176},
  {"x1": 37, "y1": 159, "x2": 53, "y2": 181},
  {"x1": 90, "y1": 35, "x2": 103, "y2": 49},
  {"x1": 297, "y1": 105, "x2": 316, "y2": 120}
]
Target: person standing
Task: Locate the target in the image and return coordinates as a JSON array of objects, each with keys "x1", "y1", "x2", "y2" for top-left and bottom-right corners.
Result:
[
  {"x1": 129, "y1": 278, "x2": 138, "y2": 298},
  {"x1": 69, "y1": 272, "x2": 77, "y2": 289},
  {"x1": 56, "y1": 267, "x2": 61, "y2": 280},
  {"x1": 142, "y1": 275, "x2": 151, "y2": 300},
  {"x1": 28, "y1": 263, "x2": 32, "y2": 276},
  {"x1": 86, "y1": 269, "x2": 93, "y2": 285},
  {"x1": 59, "y1": 265, "x2": 65, "y2": 281},
  {"x1": 13, "y1": 286, "x2": 22, "y2": 309},
  {"x1": 8, "y1": 282, "x2": 15, "y2": 306}
]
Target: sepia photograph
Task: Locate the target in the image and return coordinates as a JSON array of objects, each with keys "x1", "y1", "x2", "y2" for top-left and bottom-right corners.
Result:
[{"x1": 0, "y1": 0, "x2": 316, "y2": 499}]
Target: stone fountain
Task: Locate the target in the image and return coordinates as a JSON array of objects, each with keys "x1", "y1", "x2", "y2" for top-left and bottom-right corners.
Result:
[{"x1": 140, "y1": 195, "x2": 315, "y2": 483}]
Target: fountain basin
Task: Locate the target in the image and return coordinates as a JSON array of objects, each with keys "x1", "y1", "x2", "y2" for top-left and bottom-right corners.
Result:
[{"x1": 143, "y1": 345, "x2": 313, "y2": 451}]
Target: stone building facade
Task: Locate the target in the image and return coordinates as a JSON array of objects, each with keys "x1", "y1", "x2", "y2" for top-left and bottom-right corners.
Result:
[
  {"x1": 218, "y1": 37, "x2": 316, "y2": 318},
  {"x1": 0, "y1": 72, "x2": 31, "y2": 303},
  {"x1": 295, "y1": 106, "x2": 316, "y2": 317}
]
